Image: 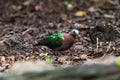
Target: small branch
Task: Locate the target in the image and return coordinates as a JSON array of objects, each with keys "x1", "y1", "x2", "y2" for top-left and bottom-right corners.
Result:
[{"x1": 96, "y1": 37, "x2": 99, "y2": 52}]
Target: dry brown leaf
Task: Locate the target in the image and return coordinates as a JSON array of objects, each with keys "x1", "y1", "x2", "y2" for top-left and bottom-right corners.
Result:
[
  {"x1": 0, "y1": 56, "x2": 6, "y2": 64},
  {"x1": 58, "y1": 56, "x2": 68, "y2": 62},
  {"x1": 9, "y1": 56, "x2": 15, "y2": 65},
  {"x1": 29, "y1": 55, "x2": 37, "y2": 61},
  {"x1": 72, "y1": 56, "x2": 80, "y2": 61},
  {"x1": 72, "y1": 54, "x2": 88, "y2": 61},
  {"x1": 88, "y1": 6, "x2": 97, "y2": 12},
  {"x1": 79, "y1": 54, "x2": 88, "y2": 60},
  {"x1": 39, "y1": 53, "x2": 48, "y2": 57}
]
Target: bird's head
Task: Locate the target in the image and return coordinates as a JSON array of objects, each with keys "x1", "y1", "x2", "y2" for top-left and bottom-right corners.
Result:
[{"x1": 70, "y1": 29, "x2": 80, "y2": 39}]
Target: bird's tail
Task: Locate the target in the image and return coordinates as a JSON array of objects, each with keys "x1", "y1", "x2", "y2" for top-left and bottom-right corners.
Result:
[{"x1": 33, "y1": 39, "x2": 45, "y2": 46}]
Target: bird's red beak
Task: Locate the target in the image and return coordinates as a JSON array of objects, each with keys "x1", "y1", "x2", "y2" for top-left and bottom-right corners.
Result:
[{"x1": 77, "y1": 34, "x2": 80, "y2": 39}]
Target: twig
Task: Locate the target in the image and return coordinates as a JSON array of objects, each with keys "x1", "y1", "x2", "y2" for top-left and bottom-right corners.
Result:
[
  {"x1": 106, "y1": 42, "x2": 112, "y2": 52},
  {"x1": 96, "y1": 37, "x2": 99, "y2": 52}
]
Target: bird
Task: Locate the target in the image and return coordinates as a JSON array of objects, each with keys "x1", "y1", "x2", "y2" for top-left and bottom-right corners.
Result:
[{"x1": 34, "y1": 29, "x2": 80, "y2": 51}]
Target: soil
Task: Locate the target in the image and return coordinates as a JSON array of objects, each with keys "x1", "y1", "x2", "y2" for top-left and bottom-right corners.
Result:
[{"x1": 0, "y1": 0, "x2": 120, "y2": 72}]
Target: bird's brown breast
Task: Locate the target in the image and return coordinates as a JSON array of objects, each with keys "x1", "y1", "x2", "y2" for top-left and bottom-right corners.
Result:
[{"x1": 54, "y1": 33, "x2": 75, "y2": 51}]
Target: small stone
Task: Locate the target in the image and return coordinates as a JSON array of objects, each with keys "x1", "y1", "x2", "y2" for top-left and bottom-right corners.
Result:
[
  {"x1": 88, "y1": 6, "x2": 97, "y2": 12},
  {"x1": 35, "y1": 5, "x2": 41, "y2": 11},
  {"x1": 67, "y1": 4, "x2": 73, "y2": 10}
]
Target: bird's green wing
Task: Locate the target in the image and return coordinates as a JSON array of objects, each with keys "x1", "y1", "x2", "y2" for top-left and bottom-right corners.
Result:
[{"x1": 43, "y1": 33, "x2": 64, "y2": 47}]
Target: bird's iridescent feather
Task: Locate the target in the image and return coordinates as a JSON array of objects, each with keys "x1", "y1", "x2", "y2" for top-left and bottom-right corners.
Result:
[{"x1": 43, "y1": 33, "x2": 64, "y2": 47}]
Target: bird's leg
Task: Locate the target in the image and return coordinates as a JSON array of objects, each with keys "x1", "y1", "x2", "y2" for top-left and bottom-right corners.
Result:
[{"x1": 31, "y1": 46, "x2": 39, "y2": 61}]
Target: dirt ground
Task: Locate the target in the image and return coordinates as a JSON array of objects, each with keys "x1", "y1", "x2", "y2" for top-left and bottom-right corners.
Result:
[{"x1": 0, "y1": 0, "x2": 120, "y2": 72}]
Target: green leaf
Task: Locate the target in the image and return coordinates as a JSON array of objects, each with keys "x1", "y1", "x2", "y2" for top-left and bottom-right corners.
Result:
[
  {"x1": 44, "y1": 56, "x2": 54, "y2": 64},
  {"x1": 115, "y1": 60, "x2": 120, "y2": 67},
  {"x1": 64, "y1": 0, "x2": 69, "y2": 5}
]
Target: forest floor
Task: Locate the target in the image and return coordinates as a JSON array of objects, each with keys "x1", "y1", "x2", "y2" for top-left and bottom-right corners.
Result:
[{"x1": 0, "y1": 0, "x2": 120, "y2": 72}]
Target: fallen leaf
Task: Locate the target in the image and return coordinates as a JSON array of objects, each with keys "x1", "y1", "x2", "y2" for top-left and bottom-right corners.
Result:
[
  {"x1": 39, "y1": 53, "x2": 48, "y2": 57},
  {"x1": 58, "y1": 56, "x2": 68, "y2": 62},
  {"x1": 72, "y1": 54, "x2": 88, "y2": 61},
  {"x1": 74, "y1": 11, "x2": 86, "y2": 17},
  {"x1": 0, "y1": 56, "x2": 6, "y2": 64},
  {"x1": 64, "y1": 0, "x2": 69, "y2": 5},
  {"x1": 79, "y1": 54, "x2": 88, "y2": 60},
  {"x1": 44, "y1": 56, "x2": 54, "y2": 64},
  {"x1": 103, "y1": 14, "x2": 115, "y2": 18},
  {"x1": 8, "y1": 56, "x2": 15, "y2": 65},
  {"x1": 88, "y1": 6, "x2": 97, "y2": 12},
  {"x1": 72, "y1": 56, "x2": 80, "y2": 61}
]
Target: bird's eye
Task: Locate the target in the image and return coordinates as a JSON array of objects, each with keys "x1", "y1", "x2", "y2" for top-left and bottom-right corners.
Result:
[{"x1": 71, "y1": 29, "x2": 79, "y2": 34}]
